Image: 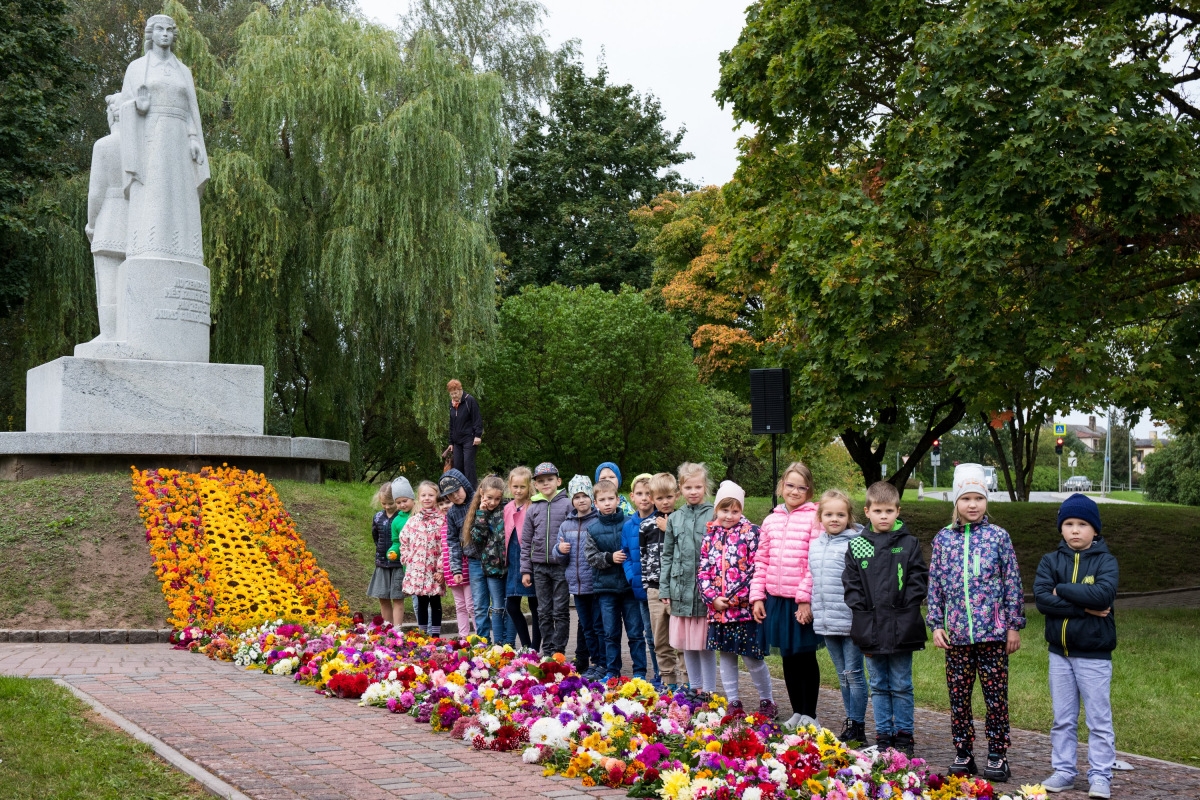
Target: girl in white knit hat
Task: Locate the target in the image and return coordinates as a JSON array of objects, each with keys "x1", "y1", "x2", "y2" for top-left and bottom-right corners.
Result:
[{"x1": 927, "y1": 463, "x2": 1025, "y2": 783}]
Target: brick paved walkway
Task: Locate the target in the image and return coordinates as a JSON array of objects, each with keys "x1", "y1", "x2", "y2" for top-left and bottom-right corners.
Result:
[{"x1": 2, "y1": 641, "x2": 1197, "y2": 799}]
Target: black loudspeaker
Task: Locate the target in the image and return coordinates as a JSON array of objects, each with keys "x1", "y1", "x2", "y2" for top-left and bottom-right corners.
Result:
[{"x1": 749, "y1": 368, "x2": 792, "y2": 434}]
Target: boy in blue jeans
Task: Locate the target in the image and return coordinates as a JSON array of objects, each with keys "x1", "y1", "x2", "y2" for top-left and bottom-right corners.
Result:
[
  {"x1": 1034, "y1": 494, "x2": 1118, "y2": 800},
  {"x1": 585, "y1": 479, "x2": 647, "y2": 681},
  {"x1": 621, "y1": 473, "x2": 662, "y2": 688},
  {"x1": 842, "y1": 481, "x2": 928, "y2": 757}
]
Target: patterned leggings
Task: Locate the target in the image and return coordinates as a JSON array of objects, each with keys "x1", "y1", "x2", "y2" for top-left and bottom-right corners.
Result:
[{"x1": 946, "y1": 641, "x2": 1010, "y2": 754}]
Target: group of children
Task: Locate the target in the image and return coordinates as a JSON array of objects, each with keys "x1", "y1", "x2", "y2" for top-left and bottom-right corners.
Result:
[{"x1": 368, "y1": 459, "x2": 1118, "y2": 799}]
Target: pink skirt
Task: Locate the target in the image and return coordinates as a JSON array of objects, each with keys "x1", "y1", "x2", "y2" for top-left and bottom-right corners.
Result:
[{"x1": 669, "y1": 615, "x2": 709, "y2": 651}]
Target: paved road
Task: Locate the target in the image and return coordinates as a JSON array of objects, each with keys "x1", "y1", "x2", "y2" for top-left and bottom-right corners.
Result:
[
  {"x1": 920, "y1": 491, "x2": 1135, "y2": 504},
  {"x1": 3, "y1": 641, "x2": 1196, "y2": 799}
]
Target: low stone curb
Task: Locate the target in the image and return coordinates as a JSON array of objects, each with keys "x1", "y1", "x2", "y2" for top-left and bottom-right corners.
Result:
[
  {"x1": 55, "y1": 678, "x2": 253, "y2": 800},
  {"x1": 0, "y1": 629, "x2": 173, "y2": 644}
]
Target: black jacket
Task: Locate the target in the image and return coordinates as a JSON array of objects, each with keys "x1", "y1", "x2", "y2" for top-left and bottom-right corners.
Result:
[
  {"x1": 1034, "y1": 537, "x2": 1118, "y2": 660},
  {"x1": 372, "y1": 509, "x2": 400, "y2": 569},
  {"x1": 449, "y1": 393, "x2": 483, "y2": 445},
  {"x1": 842, "y1": 522, "x2": 929, "y2": 655}
]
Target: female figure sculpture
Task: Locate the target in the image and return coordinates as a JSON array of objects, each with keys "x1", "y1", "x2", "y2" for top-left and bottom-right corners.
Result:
[{"x1": 119, "y1": 14, "x2": 208, "y2": 265}]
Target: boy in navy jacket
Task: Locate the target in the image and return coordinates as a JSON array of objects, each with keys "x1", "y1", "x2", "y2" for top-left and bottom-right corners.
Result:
[{"x1": 1034, "y1": 494, "x2": 1118, "y2": 799}]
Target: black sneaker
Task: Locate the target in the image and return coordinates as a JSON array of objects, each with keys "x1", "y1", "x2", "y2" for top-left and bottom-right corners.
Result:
[
  {"x1": 875, "y1": 733, "x2": 894, "y2": 751},
  {"x1": 949, "y1": 748, "x2": 977, "y2": 776},
  {"x1": 837, "y1": 718, "x2": 856, "y2": 741},
  {"x1": 983, "y1": 752, "x2": 1010, "y2": 783},
  {"x1": 851, "y1": 720, "x2": 867, "y2": 744},
  {"x1": 893, "y1": 731, "x2": 915, "y2": 758}
]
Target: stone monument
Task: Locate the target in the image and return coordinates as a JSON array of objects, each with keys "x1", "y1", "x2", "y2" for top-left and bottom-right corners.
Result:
[{"x1": 1, "y1": 15, "x2": 346, "y2": 480}]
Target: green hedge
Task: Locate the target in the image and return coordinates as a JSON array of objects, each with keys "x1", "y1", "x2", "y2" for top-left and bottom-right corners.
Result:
[
  {"x1": 896, "y1": 502, "x2": 1197, "y2": 594},
  {"x1": 745, "y1": 497, "x2": 1200, "y2": 594}
]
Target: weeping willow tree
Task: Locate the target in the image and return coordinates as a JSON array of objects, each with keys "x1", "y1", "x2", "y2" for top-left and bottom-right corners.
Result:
[
  {"x1": 3, "y1": 1, "x2": 507, "y2": 478},
  {"x1": 200, "y1": 1, "x2": 506, "y2": 477}
]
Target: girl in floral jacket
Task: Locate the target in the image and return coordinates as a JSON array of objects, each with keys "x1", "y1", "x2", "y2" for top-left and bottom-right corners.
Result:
[
  {"x1": 401, "y1": 481, "x2": 448, "y2": 636},
  {"x1": 927, "y1": 464, "x2": 1025, "y2": 783},
  {"x1": 698, "y1": 480, "x2": 775, "y2": 718}
]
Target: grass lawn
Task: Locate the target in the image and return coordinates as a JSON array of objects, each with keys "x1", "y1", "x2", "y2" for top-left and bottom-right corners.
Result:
[
  {"x1": 767, "y1": 607, "x2": 1200, "y2": 765},
  {"x1": 0, "y1": 677, "x2": 206, "y2": 798}
]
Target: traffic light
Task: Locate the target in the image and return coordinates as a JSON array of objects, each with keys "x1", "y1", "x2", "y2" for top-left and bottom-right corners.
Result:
[
  {"x1": 1055, "y1": 437, "x2": 1064, "y2": 455},
  {"x1": 932, "y1": 438, "x2": 941, "y2": 456}
]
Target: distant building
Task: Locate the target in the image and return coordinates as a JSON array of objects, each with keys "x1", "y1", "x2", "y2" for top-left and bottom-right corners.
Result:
[
  {"x1": 1133, "y1": 431, "x2": 1168, "y2": 474},
  {"x1": 1067, "y1": 415, "x2": 1107, "y2": 453}
]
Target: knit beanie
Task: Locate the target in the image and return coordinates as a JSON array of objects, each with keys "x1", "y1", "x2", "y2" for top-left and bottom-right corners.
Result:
[
  {"x1": 952, "y1": 463, "x2": 989, "y2": 504},
  {"x1": 1058, "y1": 493, "x2": 1102, "y2": 535},
  {"x1": 391, "y1": 476, "x2": 415, "y2": 501},
  {"x1": 568, "y1": 474, "x2": 594, "y2": 500},
  {"x1": 594, "y1": 461, "x2": 622, "y2": 488},
  {"x1": 713, "y1": 480, "x2": 746, "y2": 510}
]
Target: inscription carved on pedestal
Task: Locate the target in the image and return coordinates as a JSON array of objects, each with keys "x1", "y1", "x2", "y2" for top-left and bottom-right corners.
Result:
[{"x1": 155, "y1": 276, "x2": 210, "y2": 325}]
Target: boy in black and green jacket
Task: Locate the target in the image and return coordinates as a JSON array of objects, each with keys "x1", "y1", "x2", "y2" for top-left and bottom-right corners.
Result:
[{"x1": 842, "y1": 481, "x2": 928, "y2": 756}]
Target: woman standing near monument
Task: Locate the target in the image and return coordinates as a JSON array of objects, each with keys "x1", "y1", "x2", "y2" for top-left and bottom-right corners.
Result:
[{"x1": 120, "y1": 14, "x2": 208, "y2": 266}]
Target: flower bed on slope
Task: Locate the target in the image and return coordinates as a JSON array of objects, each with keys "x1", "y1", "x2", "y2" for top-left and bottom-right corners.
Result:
[
  {"x1": 136, "y1": 468, "x2": 1046, "y2": 800},
  {"x1": 133, "y1": 466, "x2": 347, "y2": 632}
]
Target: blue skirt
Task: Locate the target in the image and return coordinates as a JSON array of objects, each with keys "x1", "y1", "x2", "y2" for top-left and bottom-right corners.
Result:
[
  {"x1": 505, "y1": 535, "x2": 535, "y2": 597},
  {"x1": 706, "y1": 620, "x2": 768, "y2": 659},
  {"x1": 763, "y1": 593, "x2": 823, "y2": 656}
]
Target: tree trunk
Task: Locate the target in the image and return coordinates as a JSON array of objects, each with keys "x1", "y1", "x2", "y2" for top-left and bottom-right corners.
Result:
[
  {"x1": 841, "y1": 396, "x2": 966, "y2": 497},
  {"x1": 983, "y1": 395, "x2": 1043, "y2": 502}
]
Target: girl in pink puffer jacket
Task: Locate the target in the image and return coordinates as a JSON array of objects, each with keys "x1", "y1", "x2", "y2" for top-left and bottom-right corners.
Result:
[{"x1": 750, "y1": 461, "x2": 823, "y2": 728}]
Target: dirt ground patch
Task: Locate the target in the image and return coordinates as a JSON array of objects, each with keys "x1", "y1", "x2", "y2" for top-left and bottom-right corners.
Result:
[{"x1": 0, "y1": 473, "x2": 167, "y2": 629}]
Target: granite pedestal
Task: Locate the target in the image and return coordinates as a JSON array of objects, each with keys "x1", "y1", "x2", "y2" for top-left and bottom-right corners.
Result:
[
  {"x1": 0, "y1": 432, "x2": 350, "y2": 483},
  {"x1": 26, "y1": 356, "x2": 263, "y2": 435}
]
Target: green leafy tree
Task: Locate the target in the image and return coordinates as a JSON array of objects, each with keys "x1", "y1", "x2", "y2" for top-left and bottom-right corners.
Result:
[
  {"x1": 0, "y1": 0, "x2": 85, "y2": 311},
  {"x1": 716, "y1": 0, "x2": 1200, "y2": 499},
  {"x1": 1, "y1": 2, "x2": 508, "y2": 480},
  {"x1": 482, "y1": 284, "x2": 721, "y2": 475},
  {"x1": 1144, "y1": 434, "x2": 1200, "y2": 506},
  {"x1": 495, "y1": 61, "x2": 693, "y2": 291},
  {"x1": 399, "y1": 0, "x2": 576, "y2": 137}
]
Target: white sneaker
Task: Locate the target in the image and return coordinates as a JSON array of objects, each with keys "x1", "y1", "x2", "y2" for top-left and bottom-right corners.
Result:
[
  {"x1": 1041, "y1": 774, "x2": 1074, "y2": 793},
  {"x1": 782, "y1": 712, "x2": 803, "y2": 730},
  {"x1": 797, "y1": 714, "x2": 818, "y2": 729},
  {"x1": 1088, "y1": 781, "x2": 1111, "y2": 799}
]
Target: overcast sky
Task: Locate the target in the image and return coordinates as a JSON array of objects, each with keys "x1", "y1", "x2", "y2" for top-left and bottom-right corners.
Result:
[{"x1": 356, "y1": 0, "x2": 748, "y2": 187}]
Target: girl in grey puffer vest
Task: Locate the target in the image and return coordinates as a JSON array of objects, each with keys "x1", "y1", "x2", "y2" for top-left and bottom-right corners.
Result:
[
  {"x1": 806, "y1": 492, "x2": 869, "y2": 735},
  {"x1": 808, "y1": 522, "x2": 863, "y2": 636}
]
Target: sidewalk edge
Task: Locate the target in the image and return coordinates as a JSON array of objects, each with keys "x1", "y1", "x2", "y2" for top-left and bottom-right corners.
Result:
[{"x1": 54, "y1": 678, "x2": 255, "y2": 799}]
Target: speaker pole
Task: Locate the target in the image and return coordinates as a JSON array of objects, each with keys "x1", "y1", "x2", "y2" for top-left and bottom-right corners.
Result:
[{"x1": 771, "y1": 433, "x2": 778, "y2": 508}]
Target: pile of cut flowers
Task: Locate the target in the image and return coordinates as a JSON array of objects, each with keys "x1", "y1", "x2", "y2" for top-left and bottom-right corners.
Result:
[{"x1": 198, "y1": 619, "x2": 1048, "y2": 800}]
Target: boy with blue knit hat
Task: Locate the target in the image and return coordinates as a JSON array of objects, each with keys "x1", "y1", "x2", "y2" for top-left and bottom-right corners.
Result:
[
  {"x1": 595, "y1": 461, "x2": 634, "y2": 515},
  {"x1": 1034, "y1": 494, "x2": 1118, "y2": 799}
]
